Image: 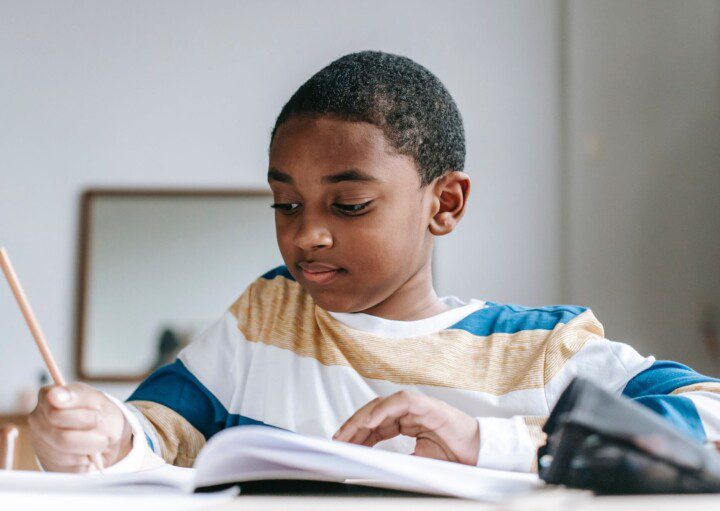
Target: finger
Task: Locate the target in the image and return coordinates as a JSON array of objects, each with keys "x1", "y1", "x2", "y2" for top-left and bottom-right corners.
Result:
[
  {"x1": 38, "y1": 454, "x2": 91, "y2": 472},
  {"x1": 333, "y1": 397, "x2": 381, "y2": 442},
  {"x1": 47, "y1": 408, "x2": 101, "y2": 431},
  {"x1": 352, "y1": 394, "x2": 443, "y2": 447},
  {"x1": 43, "y1": 428, "x2": 109, "y2": 455},
  {"x1": 367, "y1": 391, "x2": 431, "y2": 429},
  {"x1": 27, "y1": 404, "x2": 58, "y2": 439},
  {"x1": 337, "y1": 392, "x2": 420, "y2": 444},
  {"x1": 40, "y1": 456, "x2": 92, "y2": 472},
  {"x1": 360, "y1": 418, "x2": 402, "y2": 447},
  {"x1": 361, "y1": 430, "x2": 389, "y2": 447},
  {"x1": 397, "y1": 413, "x2": 424, "y2": 437},
  {"x1": 356, "y1": 410, "x2": 425, "y2": 447},
  {"x1": 414, "y1": 435, "x2": 454, "y2": 461},
  {"x1": 346, "y1": 394, "x2": 415, "y2": 446},
  {"x1": 46, "y1": 386, "x2": 75, "y2": 409},
  {"x1": 33, "y1": 434, "x2": 93, "y2": 470},
  {"x1": 363, "y1": 413, "x2": 423, "y2": 445},
  {"x1": 345, "y1": 424, "x2": 374, "y2": 446},
  {"x1": 47, "y1": 384, "x2": 106, "y2": 411},
  {"x1": 35, "y1": 386, "x2": 56, "y2": 415}
]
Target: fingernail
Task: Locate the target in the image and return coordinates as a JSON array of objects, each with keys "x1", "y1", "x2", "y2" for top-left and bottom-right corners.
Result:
[{"x1": 54, "y1": 389, "x2": 72, "y2": 403}]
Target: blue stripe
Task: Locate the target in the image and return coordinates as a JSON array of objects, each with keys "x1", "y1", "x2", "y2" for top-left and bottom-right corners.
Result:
[
  {"x1": 622, "y1": 360, "x2": 720, "y2": 398},
  {"x1": 261, "y1": 265, "x2": 295, "y2": 281},
  {"x1": 621, "y1": 361, "x2": 719, "y2": 442},
  {"x1": 447, "y1": 302, "x2": 587, "y2": 336},
  {"x1": 144, "y1": 433, "x2": 155, "y2": 452},
  {"x1": 127, "y1": 360, "x2": 265, "y2": 439},
  {"x1": 632, "y1": 395, "x2": 706, "y2": 442}
]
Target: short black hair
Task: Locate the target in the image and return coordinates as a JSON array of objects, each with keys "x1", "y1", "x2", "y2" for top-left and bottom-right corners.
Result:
[{"x1": 269, "y1": 51, "x2": 465, "y2": 186}]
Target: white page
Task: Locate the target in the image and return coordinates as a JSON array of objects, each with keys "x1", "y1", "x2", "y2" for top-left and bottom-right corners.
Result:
[
  {"x1": 0, "y1": 490, "x2": 234, "y2": 511},
  {"x1": 0, "y1": 464, "x2": 195, "y2": 493},
  {"x1": 1, "y1": 427, "x2": 541, "y2": 501},
  {"x1": 194, "y1": 425, "x2": 541, "y2": 501}
]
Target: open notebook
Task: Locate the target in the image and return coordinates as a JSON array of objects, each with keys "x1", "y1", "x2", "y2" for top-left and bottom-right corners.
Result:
[{"x1": 0, "y1": 426, "x2": 540, "y2": 501}]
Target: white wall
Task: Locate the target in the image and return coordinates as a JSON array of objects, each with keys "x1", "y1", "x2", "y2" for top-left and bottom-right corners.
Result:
[
  {"x1": 0, "y1": 0, "x2": 563, "y2": 411},
  {"x1": 565, "y1": 0, "x2": 720, "y2": 374}
]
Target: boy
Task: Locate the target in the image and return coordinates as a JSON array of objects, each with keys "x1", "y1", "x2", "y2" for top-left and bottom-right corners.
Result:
[{"x1": 29, "y1": 51, "x2": 720, "y2": 473}]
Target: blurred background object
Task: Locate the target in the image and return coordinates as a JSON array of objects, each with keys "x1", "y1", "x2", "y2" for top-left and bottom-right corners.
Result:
[
  {"x1": 0, "y1": 424, "x2": 18, "y2": 470},
  {"x1": 151, "y1": 328, "x2": 185, "y2": 373},
  {"x1": 0, "y1": 0, "x2": 719, "y2": 413},
  {"x1": 75, "y1": 190, "x2": 279, "y2": 381},
  {"x1": 15, "y1": 371, "x2": 48, "y2": 416},
  {"x1": 0, "y1": 421, "x2": 36, "y2": 470}
]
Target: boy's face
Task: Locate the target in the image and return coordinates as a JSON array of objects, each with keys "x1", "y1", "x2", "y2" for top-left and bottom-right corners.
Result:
[{"x1": 268, "y1": 115, "x2": 437, "y2": 313}]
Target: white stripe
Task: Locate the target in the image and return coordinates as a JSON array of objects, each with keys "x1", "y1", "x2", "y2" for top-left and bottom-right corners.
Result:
[
  {"x1": 177, "y1": 310, "x2": 240, "y2": 409},
  {"x1": 545, "y1": 336, "x2": 655, "y2": 408},
  {"x1": 185, "y1": 330, "x2": 553, "y2": 455},
  {"x1": 683, "y1": 391, "x2": 720, "y2": 440},
  {"x1": 233, "y1": 340, "x2": 551, "y2": 416},
  {"x1": 125, "y1": 403, "x2": 162, "y2": 456}
]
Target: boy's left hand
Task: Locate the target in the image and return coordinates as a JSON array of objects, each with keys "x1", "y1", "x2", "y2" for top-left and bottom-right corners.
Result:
[{"x1": 333, "y1": 390, "x2": 479, "y2": 465}]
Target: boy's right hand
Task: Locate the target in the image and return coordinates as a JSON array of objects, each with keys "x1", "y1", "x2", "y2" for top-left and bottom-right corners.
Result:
[{"x1": 28, "y1": 383, "x2": 133, "y2": 472}]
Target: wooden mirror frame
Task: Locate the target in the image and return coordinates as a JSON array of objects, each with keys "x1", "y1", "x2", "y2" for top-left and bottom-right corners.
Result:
[{"x1": 74, "y1": 188, "x2": 272, "y2": 382}]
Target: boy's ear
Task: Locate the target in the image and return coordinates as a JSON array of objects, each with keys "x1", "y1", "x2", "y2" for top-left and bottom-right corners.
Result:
[{"x1": 428, "y1": 171, "x2": 471, "y2": 236}]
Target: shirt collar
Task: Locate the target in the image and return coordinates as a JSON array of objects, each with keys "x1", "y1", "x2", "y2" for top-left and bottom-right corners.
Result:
[{"x1": 326, "y1": 297, "x2": 486, "y2": 338}]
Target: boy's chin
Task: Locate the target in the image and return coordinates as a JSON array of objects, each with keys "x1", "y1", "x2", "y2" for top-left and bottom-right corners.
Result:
[{"x1": 308, "y1": 291, "x2": 369, "y2": 315}]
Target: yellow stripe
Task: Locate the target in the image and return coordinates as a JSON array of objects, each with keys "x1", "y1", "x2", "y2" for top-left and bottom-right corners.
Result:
[
  {"x1": 230, "y1": 276, "x2": 604, "y2": 396},
  {"x1": 522, "y1": 416, "x2": 548, "y2": 473},
  {"x1": 128, "y1": 400, "x2": 205, "y2": 467},
  {"x1": 670, "y1": 382, "x2": 720, "y2": 395},
  {"x1": 522, "y1": 415, "x2": 548, "y2": 445}
]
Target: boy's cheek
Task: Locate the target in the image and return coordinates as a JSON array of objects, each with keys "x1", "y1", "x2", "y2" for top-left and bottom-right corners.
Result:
[{"x1": 274, "y1": 217, "x2": 420, "y2": 303}]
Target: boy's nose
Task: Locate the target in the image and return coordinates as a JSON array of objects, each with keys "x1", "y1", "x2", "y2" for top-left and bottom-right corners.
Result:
[{"x1": 292, "y1": 221, "x2": 333, "y2": 251}]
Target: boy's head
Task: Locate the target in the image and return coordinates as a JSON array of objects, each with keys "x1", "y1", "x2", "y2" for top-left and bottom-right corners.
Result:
[{"x1": 268, "y1": 51, "x2": 470, "y2": 316}]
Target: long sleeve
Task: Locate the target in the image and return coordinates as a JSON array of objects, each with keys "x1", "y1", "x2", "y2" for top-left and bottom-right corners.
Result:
[
  {"x1": 476, "y1": 348, "x2": 720, "y2": 474},
  {"x1": 112, "y1": 267, "x2": 300, "y2": 470},
  {"x1": 622, "y1": 360, "x2": 720, "y2": 444},
  {"x1": 119, "y1": 307, "x2": 254, "y2": 467},
  {"x1": 475, "y1": 309, "x2": 655, "y2": 473},
  {"x1": 475, "y1": 416, "x2": 545, "y2": 472}
]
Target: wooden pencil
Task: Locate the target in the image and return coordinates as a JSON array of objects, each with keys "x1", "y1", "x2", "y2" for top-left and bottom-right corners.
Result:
[{"x1": 0, "y1": 247, "x2": 105, "y2": 472}]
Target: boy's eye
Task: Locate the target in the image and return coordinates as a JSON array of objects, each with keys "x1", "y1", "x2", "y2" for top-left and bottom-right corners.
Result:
[
  {"x1": 333, "y1": 201, "x2": 373, "y2": 216},
  {"x1": 270, "y1": 201, "x2": 373, "y2": 216},
  {"x1": 270, "y1": 203, "x2": 301, "y2": 214}
]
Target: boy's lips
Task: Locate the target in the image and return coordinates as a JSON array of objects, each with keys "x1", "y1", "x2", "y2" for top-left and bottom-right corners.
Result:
[{"x1": 297, "y1": 262, "x2": 345, "y2": 285}]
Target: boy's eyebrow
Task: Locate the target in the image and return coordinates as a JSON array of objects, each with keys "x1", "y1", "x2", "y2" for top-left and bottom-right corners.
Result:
[
  {"x1": 267, "y1": 167, "x2": 382, "y2": 184},
  {"x1": 267, "y1": 168, "x2": 294, "y2": 183},
  {"x1": 321, "y1": 169, "x2": 381, "y2": 184}
]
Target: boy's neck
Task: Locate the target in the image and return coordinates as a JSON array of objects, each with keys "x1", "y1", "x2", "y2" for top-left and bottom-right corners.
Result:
[{"x1": 358, "y1": 261, "x2": 451, "y2": 321}]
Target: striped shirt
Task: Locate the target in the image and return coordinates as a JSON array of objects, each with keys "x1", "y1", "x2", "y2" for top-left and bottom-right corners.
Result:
[{"x1": 110, "y1": 266, "x2": 720, "y2": 473}]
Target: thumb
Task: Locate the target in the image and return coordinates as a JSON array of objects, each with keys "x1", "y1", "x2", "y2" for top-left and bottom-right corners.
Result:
[{"x1": 46, "y1": 386, "x2": 77, "y2": 409}]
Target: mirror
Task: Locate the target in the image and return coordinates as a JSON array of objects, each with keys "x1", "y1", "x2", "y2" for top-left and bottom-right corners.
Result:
[{"x1": 75, "y1": 189, "x2": 282, "y2": 381}]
